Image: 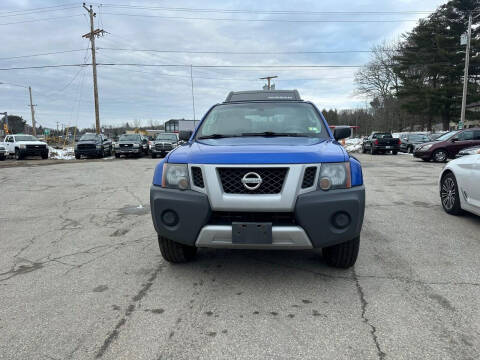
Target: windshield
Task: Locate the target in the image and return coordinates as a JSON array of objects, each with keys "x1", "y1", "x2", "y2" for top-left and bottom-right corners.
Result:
[
  {"x1": 119, "y1": 134, "x2": 141, "y2": 141},
  {"x1": 196, "y1": 102, "x2": 327, "y2": 139},
  {"x1": 373, "y1": 133, "x2": 392, "y2": 139},
  {"x1": 80, "y1": 134, "x2": 99, "y2": 141},
  {"x1": 435, "y1": 131, "x2": 458, "y2": 142},
  {"x1": 15, "y1": 135, "x2": 38, "y2": 141},
  {"x1": 156, "y1": 134, "x2": 178, "y2": 141},
  {"x1": 409, "y1": 134, "x2": 430, "y2": 141}
]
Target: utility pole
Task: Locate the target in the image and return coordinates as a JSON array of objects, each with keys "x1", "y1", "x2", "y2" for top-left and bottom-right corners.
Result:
[
  {"x1": 82, "y1": 3, "x2": 106, "y2": 134},
  {"x1": 260, "y1": 76, "x2": 278, "y2": 90},
  {"x1": 56, "y1": 121, "x2": 59, "y2": 135},
  {"x1": 460, "y1": 11, "x2": 473, "y2": 127},
  {"x1": 190, "y1": 65, "x2": 196, "y2": 120},
  {"x1": 28, "y1": 86, "x2": 37, "y2": 136}
]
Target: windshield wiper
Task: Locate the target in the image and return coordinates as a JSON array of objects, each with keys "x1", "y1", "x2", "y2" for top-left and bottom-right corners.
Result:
[
  {"x1": 197, "y1": 134, "x2": 239, "y2": 140},
  {"x1": 241, "y1": 131, "x2": 307, "y2": 137}
]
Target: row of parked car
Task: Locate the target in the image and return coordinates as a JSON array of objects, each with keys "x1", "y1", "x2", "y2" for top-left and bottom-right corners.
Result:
[
  {"x1": 0, "y1": 131, "x2": 181, "y2": 161},
  {"x1": 361, "y1": 128, "x2": 480, "y2": 162},
  {"x1": 74, "y1": 132, "x2": 181, "y2": 159}
]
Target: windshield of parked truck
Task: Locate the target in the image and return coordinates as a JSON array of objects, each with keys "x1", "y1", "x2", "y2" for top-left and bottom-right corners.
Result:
[
  {"x1": 436, "y1": 131, "x2": 458, "y2": 142},
  {"x1": 14, "y1": 135, "x2": 38, "y2": 141},
  {"x1": 80, "y1": 134, "x2": 99, "y2": 141},
  {"x1": 119, "y1": 134, "x2": 141, "y2": 141},
  {"x1": 196, "y1": 102, "x2": 328, "y2": 139},
  {"x1": 155, "y1": 134, "x2": 178, "y2": 141}
]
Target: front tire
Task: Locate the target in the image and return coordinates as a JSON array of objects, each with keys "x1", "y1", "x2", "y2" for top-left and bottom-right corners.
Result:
[
  {"x1": 323, "y1": 236, "x2": 360, "y2": 268},
  {"x1": 14, "y1": 148, "x2": 23, "y2": 160},
  {"x1": 158, "y1": 236, "x2": 197, "y2": 263},
  {"x1": 98, "y1": 148, "x2": 105, "y2": 158},
  {"x1": 151, "y1": 153, "x2": 157, "y2": 159},
  {"x1": 41, "y1": 152, "x2": 48, "y2": 159},
  {"x1": 392, "y1": 151, "x2": 398, "y2": 155},
  {"x1": 0, "y1": 154, "x2": 5, "y2": 161},
  {"x1": 370, "y1": 146, "x2": 375, "y2": 155},
  {"x1": 440, "y1": 172, "x2": 462, "y2": 215},
  {"x1": 433, "y1": 149, "x2": 447, "y2": 163}
]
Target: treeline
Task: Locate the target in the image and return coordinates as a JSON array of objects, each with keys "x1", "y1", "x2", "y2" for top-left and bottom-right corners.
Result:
[{"x1": 333, "y1": 0, "x2": 480, "y2": 134}]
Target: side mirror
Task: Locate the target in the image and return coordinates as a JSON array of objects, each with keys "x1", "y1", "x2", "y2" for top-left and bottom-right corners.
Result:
[
  {"x1": 333, "y1": 127, "x2": 351, "y2": 141},
  {"x1": 450, "y1": 138, "x2": 457, "y2": 142},
  {"x1": 179, "y1": 130, "x2": 192, "y2": 141}
]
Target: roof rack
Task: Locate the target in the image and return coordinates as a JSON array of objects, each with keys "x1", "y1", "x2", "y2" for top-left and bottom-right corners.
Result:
[{"x1": 224, "y1": 90, "x2": 302, "y2": 103}]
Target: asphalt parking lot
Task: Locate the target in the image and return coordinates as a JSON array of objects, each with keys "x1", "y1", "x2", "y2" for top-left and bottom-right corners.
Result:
[{"x1": 1, "y1": 154, "x2": 479, "y2": 360}]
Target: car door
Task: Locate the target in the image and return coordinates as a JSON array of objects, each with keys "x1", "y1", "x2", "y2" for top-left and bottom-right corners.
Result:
[
  {"x1": 448, "y1": 130, "x2": 475, "y2": 157},
  {"x1": 5, "y1": 135, "x2": 13, "y2": 154}
]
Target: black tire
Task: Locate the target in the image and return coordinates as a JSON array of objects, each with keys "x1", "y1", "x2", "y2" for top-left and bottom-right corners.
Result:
[
  {"x1": 115, "y1": 153, "x2": 120, "y2": 158},
  {"x1": 151, "y1": 153, "x2": 157, "y2": 159},
  {"x1": 98, "y1": 148, "x2": 105, "y2": 158},
  {"x1": 370, "y1": 146, "x2": 375, "y2": 155},
  {"x1": 323, "y1": 236, "x2": 360, "y2": 269},
  {"x1": 392, "y1": 151, "x2": 398, "y2": 155},
  {"x1": 75, "y1": 154, "x2": 81, "y2": 159},
  {"x1": 408, "y1": 146, "x2": 413, "y2": 153},
  {"x1": 440, "y1": 172, "x2": 463, "y2": 215},
  {"x1": 433, "y1": 149, "x2": 447, "y2": 163},
  {"x1": 158, "y1": 236, "x2": 197, "y2": 263},
  {"x1": 362, "y1": 146, "x2": 367, "y2": 154},
  {"x1": 0, "y1": 155, "x2": 5, "y2": 161},
  {"x1": 41, "y1": 152, "x2": 48, "y2": 159},
  {"x1": 14, "y1": 148, "x2": 23, "y2": 160}
]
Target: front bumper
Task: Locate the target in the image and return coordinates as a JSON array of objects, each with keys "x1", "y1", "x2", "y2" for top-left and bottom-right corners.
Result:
[
  {"x1": 413, "y1": 149, "x2": 432, "y2": 159},
  {"x1": 75, "y1": 148, "x2": 102, "y2": 156},
  {"x1": 150, "y1": 185, "x2": 365, "y2": 249},
  {"x1": 373, "y1": 145, "x2": 400, "y2": 151},
  {"x1": 116, "y1": 147, "x2": 142, "y2": 154},
  {"x1": 19, "y1": 147, "x2": 48, "y2": 156}
]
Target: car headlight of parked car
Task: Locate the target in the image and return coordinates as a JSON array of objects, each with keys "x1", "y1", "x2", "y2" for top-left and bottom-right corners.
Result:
[
  {"x1": 418, "y1": 144, "x2": 433, "y2": 151},
  {"x1": 19, "y1": 144, "x2": 26, "y2": 149},
  {"x1": 133, "y1": 144, "x2": 140, "y2": 148},
  {"x1": 162, "y1": 163, "x2": 190, "y2": 190},
  {"x1": 114, "y1": 143, "x2": 120, "y2": 148},
  {"x1": 96, "y1": 144, "x2": 102, "y2": 149},
  {"x1": 318, "y1": 162, "x2": 351, "y2": 191}
]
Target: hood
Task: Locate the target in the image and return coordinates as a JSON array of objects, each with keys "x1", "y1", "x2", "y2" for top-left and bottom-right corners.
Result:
[
  {"x1": 16, "y1": 140, "x2": 47, "y2": 145},
  {"x1": 78, "y1": 140, "x2": 99, "y2": 145},
  {"x1": 118, "y1": 140, "x2": 140, "y2": 144},
  {"x1": 167, "y1": 137, "x2": 347, "y2": 164}
]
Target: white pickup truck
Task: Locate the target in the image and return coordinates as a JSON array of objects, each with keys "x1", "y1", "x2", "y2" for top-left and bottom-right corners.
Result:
[{"x1": 2, "y1": 134, "x2": 49, "y2": 160}]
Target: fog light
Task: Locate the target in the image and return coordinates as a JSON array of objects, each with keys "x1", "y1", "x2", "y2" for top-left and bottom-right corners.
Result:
[
  {"x1": 162, "y1": 210, "x2": 178, "y2": 226},
  {"x1": 319, "y1": 177, "x2": 331, "y2": 191},
  {"x1": 332, "y1": 212, "x2": 350, "y2": 229}
]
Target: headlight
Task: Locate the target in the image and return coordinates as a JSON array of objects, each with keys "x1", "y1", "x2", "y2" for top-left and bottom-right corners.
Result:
[
  {"x1": 114, "y1": 144, "x2": 120, "y2": 148},
  {"x1": 19, "y1": 144, "x2": 26, "y2": 149},
  {"x1": 133, "y1": 144, "x2": 140, "y2": 148},
  {"x1": 96, "y1": 144, "x2": 101, "y2": 149},
  {"x1": 162, "y1": 163, "x2": 190, "y2": 190},
  {"x1": 318, "y1": 162, "x2": 351, "y2": 191},
  {"x1": 74, "y1": 144, "x2": 78, "y2": 150},
  {"x1": 420, "y1": 144, "x2": 433, "y2": 151}
]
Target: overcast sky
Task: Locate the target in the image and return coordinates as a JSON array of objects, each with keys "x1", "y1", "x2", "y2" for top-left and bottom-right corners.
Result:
[{"x1": 1, "y1": 0, "x2": 446, "y2": 130}]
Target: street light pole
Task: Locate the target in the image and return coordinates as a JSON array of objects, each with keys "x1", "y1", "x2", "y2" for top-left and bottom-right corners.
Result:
[{"x1": 460, "y1": 12, "x2": 473, "y2": 126}]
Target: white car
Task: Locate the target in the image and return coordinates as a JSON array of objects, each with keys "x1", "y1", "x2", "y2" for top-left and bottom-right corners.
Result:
[
  {"x1": 439, "y1": 151, "x2": 480, "y2": 216},
  {"x1": 3, "y1": 134, "x2": 49, "y2": 160}
]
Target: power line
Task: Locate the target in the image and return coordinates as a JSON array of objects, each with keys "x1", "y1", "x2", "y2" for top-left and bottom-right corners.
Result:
[
  {"x1": 0, "y1": 14, "x2": 84, "y2": 26},
  {"x1": 0, "y1": 3, "x2": 78, "y2": 16},
  {"x1": 0, "y1": 5, "x2": 79, "y2": 18},
  {"x1": 94, "y1": 4, "x2": 435, "y2": 16},
  {"x1": 0, "y1": 49, "x2": 88, "y2": 61},
  {"x1": 100, "y1": 12, "x2": 419, "y2": 23}
]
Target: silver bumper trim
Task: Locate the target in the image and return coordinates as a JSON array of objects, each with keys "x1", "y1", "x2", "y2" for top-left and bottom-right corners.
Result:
[{"x1": 195, "y1": 225, "x2": 313, "y2": 249}]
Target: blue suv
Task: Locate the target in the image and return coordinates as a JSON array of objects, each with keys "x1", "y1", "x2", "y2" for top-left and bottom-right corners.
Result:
[{"x1": 150, "y1": 90, "x2": 365, "y2": 268}]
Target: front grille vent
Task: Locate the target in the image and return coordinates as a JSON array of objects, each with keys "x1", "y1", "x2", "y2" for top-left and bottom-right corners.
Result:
[
  {"x1": 209, "y1": 211, "x2": 295, "y2": 225},
  {"x1": 217, "y1": 167, "x2": 288, "y2": 194},
  {"x1": 191, "y1": 167, "x2": 204, "y2": 188},
  {"x1": 302, "y1": 166, "x2": 317, "y2": 188}
]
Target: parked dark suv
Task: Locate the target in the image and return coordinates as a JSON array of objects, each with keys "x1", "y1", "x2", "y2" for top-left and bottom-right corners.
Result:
[
  {"x1": 414, "y1": 128, "x2": 480, "y2": 162},
  {"x1": 75, "y1": 133, "x2": 112, "y2": 159},
  {"x1": 399, "y1": 133, "x2": 430, "y2": 153},
  {"x1": 114, "y1": 134, "x2": 148, "y2": 158}
]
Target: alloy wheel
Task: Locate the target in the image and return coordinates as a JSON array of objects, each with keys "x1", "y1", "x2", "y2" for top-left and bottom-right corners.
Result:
[{"x1": 441, "y1": 177, "x2": 456, "y2": 210}]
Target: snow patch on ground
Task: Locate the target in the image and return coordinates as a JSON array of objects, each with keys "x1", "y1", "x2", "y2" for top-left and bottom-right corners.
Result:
[
  {"x1": 48, "y1": 146, "x2": 75, "y2": 160},
  {"x1": 344, "y1": 138, "x2": 363, "y2": 153}
]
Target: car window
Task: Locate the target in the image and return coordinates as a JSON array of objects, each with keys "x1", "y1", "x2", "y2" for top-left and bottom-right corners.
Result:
[
  {"x1": 458, "y1": 131, "x2": 474, "y2": 141},
  {"x1": 473, "y1": 130, "x2": 480, "y2": 140}
]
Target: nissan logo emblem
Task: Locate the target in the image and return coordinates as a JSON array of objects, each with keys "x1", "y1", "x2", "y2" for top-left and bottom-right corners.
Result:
[{"x1": 241, "y1": 172, "x2": 262, "y2": 191}]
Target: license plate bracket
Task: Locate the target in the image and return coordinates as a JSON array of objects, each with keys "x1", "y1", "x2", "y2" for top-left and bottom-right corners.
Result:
[{"x1": 232, "y1": 222, "x2": 272, "y2": 244}]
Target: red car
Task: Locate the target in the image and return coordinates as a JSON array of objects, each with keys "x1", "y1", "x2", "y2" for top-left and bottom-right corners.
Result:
[{"x1": 414, "y1": 128, "x2": 480, "y2": 162}]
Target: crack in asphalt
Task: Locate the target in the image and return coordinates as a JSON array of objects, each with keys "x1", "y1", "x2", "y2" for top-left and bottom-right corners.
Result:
[
  {"x1": 353, "y1": 269, "x2": 386, "y2": 360},
  {"x1": 94, "y1": 263, "x2": 164, "y2": 359}
]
